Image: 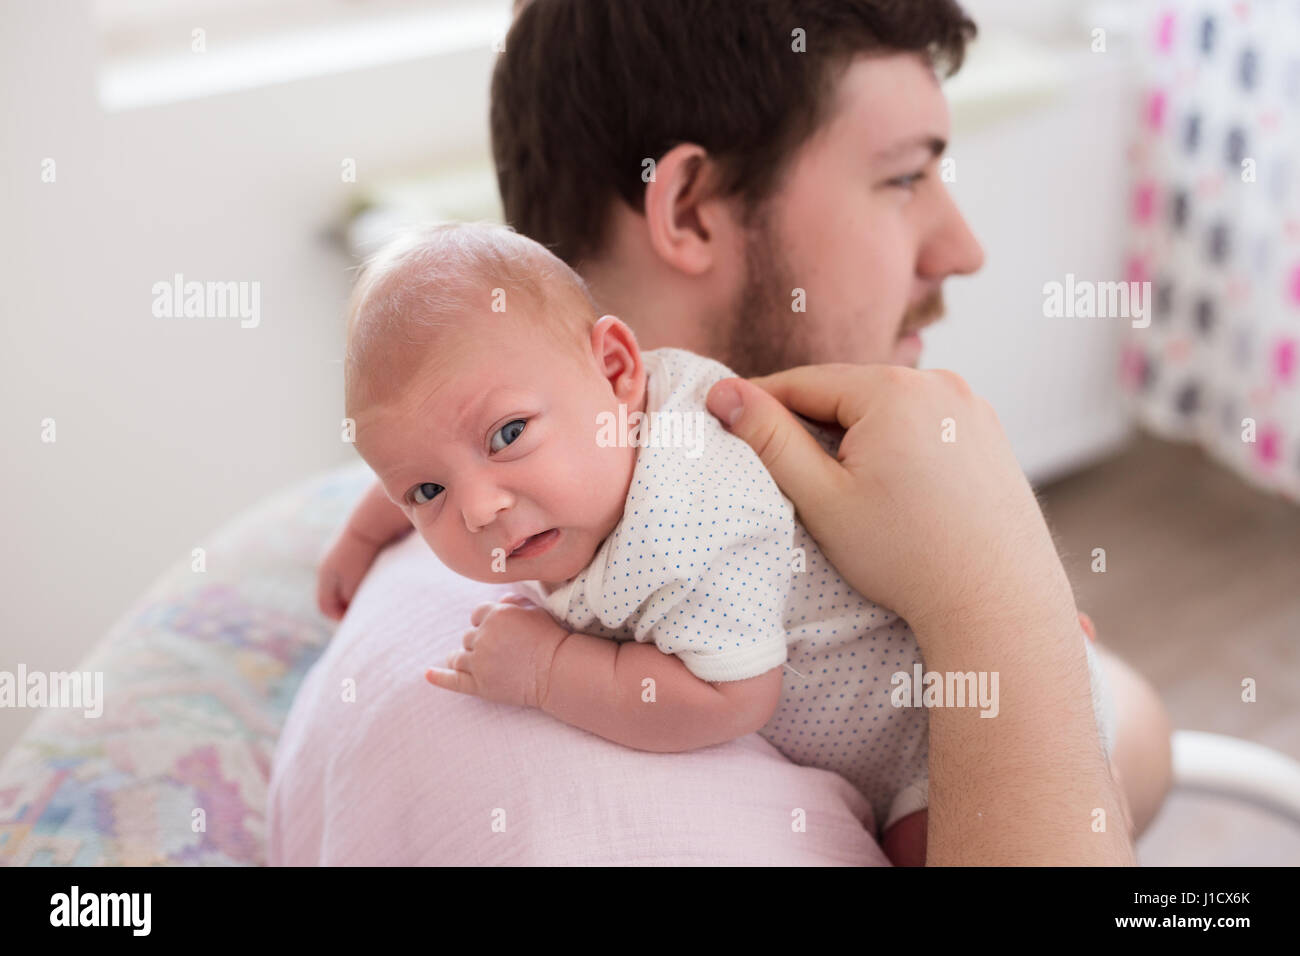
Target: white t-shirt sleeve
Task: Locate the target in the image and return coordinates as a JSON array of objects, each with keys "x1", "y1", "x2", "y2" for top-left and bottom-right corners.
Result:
[{"x1": 1084, "y1": 635, "x2": 1118, "y2": 757}]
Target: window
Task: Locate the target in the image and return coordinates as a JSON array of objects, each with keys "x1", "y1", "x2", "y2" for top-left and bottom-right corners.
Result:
[{"x1": 95, "y1": 0, "x2": 511, "y2": 111}]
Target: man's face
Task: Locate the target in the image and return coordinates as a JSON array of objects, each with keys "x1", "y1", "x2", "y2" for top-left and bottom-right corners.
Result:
[{"x1": 716, "y1": 53, "x2": 985, "y2": 377}]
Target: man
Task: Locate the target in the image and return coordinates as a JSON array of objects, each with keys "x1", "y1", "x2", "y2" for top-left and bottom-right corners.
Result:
[
  {"x1": 271, "y1": 0, "x2": 1171, "y2": 864},
  {"x1": 491, "y1": 0, "x2": 1172, "y2": 846}
]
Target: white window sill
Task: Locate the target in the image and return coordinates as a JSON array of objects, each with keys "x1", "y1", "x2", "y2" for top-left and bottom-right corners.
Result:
[
  {"x1": 98, "y1": 3, "x2": 509, "y2": 112},
  {"x1": 945, "y1": 32, "x2": 1075, "y2": 130}
]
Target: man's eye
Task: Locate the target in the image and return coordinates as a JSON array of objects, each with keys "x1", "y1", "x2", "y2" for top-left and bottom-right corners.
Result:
[
  {"x1": 410, "y1": 482, "x2": 444, "y2": 505},
  {"x1": 490, "y1": 419, "x2": 527, "y2": 452},
  {"x1": 889, "y1": 171, "x2": 927, "y2": 190}
]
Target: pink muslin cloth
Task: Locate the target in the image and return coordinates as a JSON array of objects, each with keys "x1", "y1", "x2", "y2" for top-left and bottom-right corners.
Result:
[{"x1": 268, "y1": 532, "x2": 890, "y2": 866}]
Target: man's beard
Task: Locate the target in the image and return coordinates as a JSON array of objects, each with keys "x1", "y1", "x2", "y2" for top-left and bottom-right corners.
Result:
[
  {"x1": 900, "y1": 288, "x2": 946, "y2": 336},
  {"x1": 714, "y1": 210, "x2": 809, "y2": 379},
  {"x1": 717, "y1": 211, "x2": 946, "y2": 378}
]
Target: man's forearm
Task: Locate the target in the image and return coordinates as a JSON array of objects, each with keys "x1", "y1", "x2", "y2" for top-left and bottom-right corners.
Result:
[
  {"x1": 540, "y1": 634, "x2": 748, "y2": 753},
  {"x1": 919, "y1": 597, "x2": 1136, "y2": 866}
]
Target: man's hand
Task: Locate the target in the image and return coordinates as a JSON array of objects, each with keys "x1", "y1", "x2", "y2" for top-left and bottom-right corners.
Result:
[
  {"x1": 706, "y1": 365, "x2": 1076, "y2": 646},
  {"x1": 426, "y1": 595, "x2": 571, "y2": 710}
]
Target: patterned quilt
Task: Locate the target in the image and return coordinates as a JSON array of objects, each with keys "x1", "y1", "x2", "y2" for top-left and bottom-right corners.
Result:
[
  {"x1": 1122, "y1": 1, "x2": 1300, "y2": 502},
  {"x1": 0, "y1": 463, "x2": 370, "y2": 866}
]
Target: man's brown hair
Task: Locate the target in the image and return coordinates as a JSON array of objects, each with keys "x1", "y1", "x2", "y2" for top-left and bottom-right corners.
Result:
[{"x1": 491, "y1": 0, "x2": 977, "y2": 268}]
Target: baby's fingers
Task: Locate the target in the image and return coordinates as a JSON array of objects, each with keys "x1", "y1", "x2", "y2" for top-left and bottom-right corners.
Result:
[
  {"x1": 425, "y1": 666, "x2": 477, "y2": 696},
  {"x1": 316, "y1": 572, "x2": 345, "y2": 621}
]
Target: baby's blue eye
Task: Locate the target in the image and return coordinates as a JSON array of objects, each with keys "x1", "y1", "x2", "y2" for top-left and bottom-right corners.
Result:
[
  {"x1": 410, "y1": 482, "x2": 444, "y2": 505},
  {"x1": 490, "y1": 419, "x2": 527, "y2": 452}
]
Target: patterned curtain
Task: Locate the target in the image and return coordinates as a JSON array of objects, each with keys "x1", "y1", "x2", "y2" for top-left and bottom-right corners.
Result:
[{"x1": 1121, "y1": 1, "x2": 1300, "y2": 503}]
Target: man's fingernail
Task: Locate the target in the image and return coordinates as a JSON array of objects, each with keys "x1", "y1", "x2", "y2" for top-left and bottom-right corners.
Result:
[{"x1": 708, "y1": 382, "x2": 743, "y2": 427}]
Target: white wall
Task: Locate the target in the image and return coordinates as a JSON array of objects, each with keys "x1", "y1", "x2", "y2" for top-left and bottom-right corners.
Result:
[
  {"x1": 0, "y1": 1, "x2": 503, "y2": 753},
  {"x1": 925, "y1": 40, "x2": 1139, "y2": 481}
]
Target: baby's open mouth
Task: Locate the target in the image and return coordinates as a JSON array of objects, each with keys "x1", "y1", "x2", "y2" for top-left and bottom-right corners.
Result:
[{"x1": 510, "y1": 528, "x2": 560, "y2": 558}]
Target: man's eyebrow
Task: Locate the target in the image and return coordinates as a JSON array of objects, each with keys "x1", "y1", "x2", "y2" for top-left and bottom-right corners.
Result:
[{"x1": 871, "y1": 135, "x2": 947, "y2": 165}]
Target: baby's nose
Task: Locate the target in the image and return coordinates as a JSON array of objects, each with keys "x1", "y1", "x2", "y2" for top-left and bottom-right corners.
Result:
[{"x1": 460, "y1": 486, "x2": 514, "y2": 533}]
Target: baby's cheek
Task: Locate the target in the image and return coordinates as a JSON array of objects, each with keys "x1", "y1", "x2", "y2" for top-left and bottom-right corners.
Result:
[
  {"x1": 415, "y1": 525, "x2": 446, "y2": 563},
  {"x1": 590, "y1": 444, "x2": 637, "y2": 527},
  {"x1": 417, "y1": 524, "x2": 469, "y2": 575},
  {"x1": 561, "y1": 436, "x2": 621, "y2": 497}
]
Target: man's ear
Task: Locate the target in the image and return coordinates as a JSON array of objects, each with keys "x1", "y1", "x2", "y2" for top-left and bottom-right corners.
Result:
[
  {"x1": 589, "y1": 314, "x2": 645, "y2": 401},
  {"x1": 642, "y1": 143, "x2": 738, "y2": 278}
]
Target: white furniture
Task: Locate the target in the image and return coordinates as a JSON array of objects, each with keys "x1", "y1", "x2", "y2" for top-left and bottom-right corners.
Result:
[{"x1": 1172, "y1": 731, "x2": 1300, "y2": 828}]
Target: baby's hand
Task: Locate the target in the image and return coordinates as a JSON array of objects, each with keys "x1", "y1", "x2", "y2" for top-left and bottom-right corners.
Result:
[
  {"x1": 316, "y1": 526, "x2": 382, "y2": 621},
  {"x1": 426, "y1": 595, "x2": 571, "y2": 710}
]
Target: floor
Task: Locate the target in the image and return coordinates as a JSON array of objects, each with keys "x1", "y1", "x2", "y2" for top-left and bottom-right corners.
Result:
[{"x1": 1038, "y1": 431, "x2": 1300, "y2": 866}]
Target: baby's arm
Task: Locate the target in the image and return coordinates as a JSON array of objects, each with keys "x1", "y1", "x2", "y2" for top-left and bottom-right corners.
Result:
[
  {"x1": 317, "y1": 479, "x2": 412, "y2": 619},
  {"x1": 428, "y1": 598, "x2": 782, "y2": 752},
  {"x1": 541, "y1": 632, "x2": 784, "y2": 754}
]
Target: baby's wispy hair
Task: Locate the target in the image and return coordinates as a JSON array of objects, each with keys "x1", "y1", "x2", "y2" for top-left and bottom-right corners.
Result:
[{"x1": 344, "y1": 221, "x2": 600, "y2": 415}]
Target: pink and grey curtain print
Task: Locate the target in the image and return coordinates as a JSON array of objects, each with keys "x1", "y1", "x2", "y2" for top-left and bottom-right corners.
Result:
[{"x1": 1122, "y1": 1, "x2": 1300, "y2": 502}]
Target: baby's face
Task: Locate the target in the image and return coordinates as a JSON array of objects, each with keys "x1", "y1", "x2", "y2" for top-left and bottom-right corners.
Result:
[{"x1": 355, "y1": 314, "x2": 644, "y2": 587}]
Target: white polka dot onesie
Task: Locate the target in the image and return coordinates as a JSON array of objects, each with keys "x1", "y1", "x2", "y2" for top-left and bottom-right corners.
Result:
[{"x1": 517, "y1": 348, "x2": 1116, "y2": 833}]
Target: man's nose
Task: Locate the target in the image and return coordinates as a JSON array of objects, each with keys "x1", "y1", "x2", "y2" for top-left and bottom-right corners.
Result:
[
  {"x1": 460, "y1": 485, "x2": 514, "y2": 533},
  {"x1": 919, "y1": 185, "x2": 985, "y2": 279}
]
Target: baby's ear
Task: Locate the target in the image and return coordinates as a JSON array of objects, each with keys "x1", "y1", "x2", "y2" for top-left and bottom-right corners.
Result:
[
  {"x1": 590, "y1": 315, "x2": 644, "y2": 390},
  {"x1": 592, "y1": 313, "x2": 636, "y2": 345}
]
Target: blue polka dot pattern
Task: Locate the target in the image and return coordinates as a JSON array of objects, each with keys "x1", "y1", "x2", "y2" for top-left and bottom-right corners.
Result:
[{"x1": 517, "y1": 349, "x2": 1112, "y2": 833}]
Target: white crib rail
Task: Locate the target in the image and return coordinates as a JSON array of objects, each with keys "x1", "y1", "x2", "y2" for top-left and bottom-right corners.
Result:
[{"x1": 1171, "y1": 730, "x2": 1300, "y2": 827}]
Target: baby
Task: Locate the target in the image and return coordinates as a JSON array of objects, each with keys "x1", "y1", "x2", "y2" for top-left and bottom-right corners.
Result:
[{"x1": 324, "y1": 221, "x2": 1116, "y2": 864}]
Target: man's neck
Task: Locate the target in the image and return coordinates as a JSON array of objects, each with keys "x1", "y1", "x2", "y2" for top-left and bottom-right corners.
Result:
[
  {"x1": 578, "y1": 208, "x2": 731, "y2": 358},
  {"x1": 581, "y1": 257, "x2": 701, "y2": 354}
]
